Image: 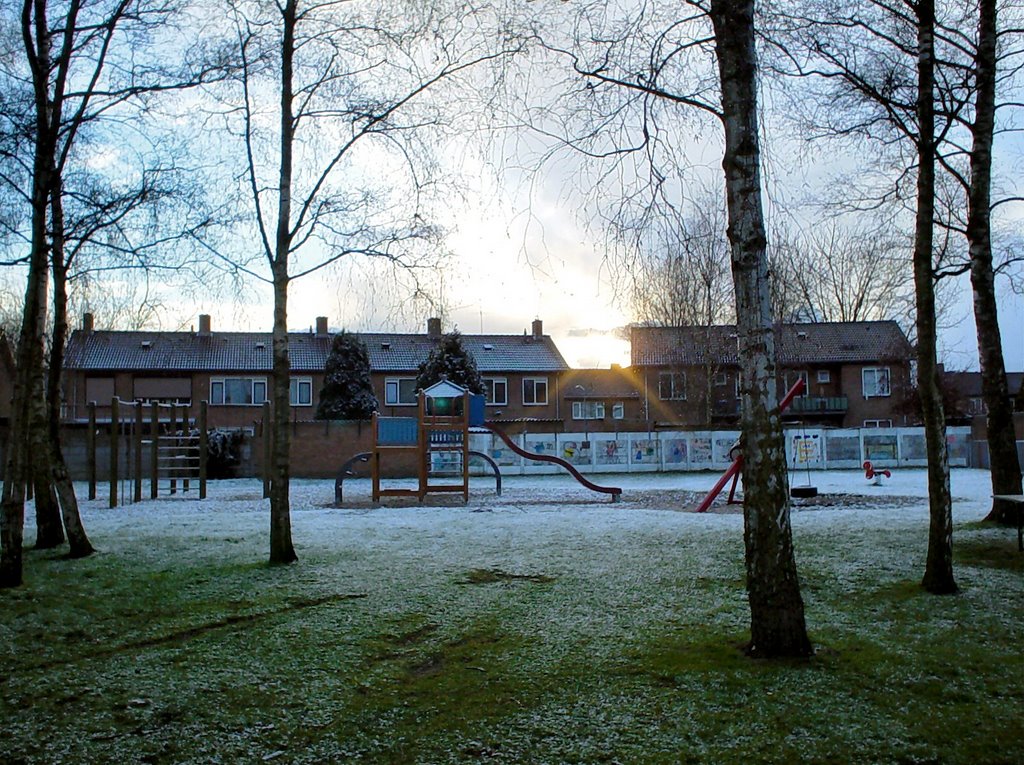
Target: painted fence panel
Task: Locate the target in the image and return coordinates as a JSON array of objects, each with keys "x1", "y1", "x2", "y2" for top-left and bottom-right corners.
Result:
[
  {"x1": 824, "y1": 430, "x2": 862, "y2": 469},
  {"x1": 628, "y1": 437, "x2": 660, "y2": 471},
  {"x1": 468, "y1": 426, "x2": 970, "y2": 475}
]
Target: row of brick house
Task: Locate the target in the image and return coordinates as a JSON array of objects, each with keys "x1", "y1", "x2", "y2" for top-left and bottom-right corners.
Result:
[{"x1": 47, "y1": 313, "x2": 942, "y2": 434}]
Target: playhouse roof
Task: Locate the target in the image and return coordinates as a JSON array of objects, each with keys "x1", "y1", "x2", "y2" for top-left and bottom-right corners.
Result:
[{"x1": 422, "y1": 379, "x2": 467, "y2": 398}]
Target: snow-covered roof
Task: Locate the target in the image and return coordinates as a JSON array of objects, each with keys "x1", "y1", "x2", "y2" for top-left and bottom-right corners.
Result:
[
  {"x1": 64, "y1": 329, "x2": 570, "y2": 374},
  {"x1": 631, "y1": 321, "x2": 912, "y2": 367}
]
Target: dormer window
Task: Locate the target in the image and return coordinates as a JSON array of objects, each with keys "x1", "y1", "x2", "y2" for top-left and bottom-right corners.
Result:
[
  {"x1": 483, "y1": 344, "x2": 494, "y2": 351},
  {"x1": 381, "y1": 342, "x2": 391, "y2": 349},
  {"x1": 140, "y1": 341, "x2": 151, "y2": 349}
]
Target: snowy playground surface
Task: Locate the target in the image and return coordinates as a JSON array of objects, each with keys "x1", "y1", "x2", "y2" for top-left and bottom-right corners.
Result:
[{"x1": 68, "y1": 468, "x2": 1000, "y2": 557}]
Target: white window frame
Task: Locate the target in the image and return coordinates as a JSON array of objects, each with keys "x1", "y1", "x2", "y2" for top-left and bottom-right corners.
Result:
[
  {"x1": 572, "y1": 401, "x2": 605, "y2": 420},
  {"x1": 658, "y1": 371, "x2": 686, "y2": 401},
  {"x1": 384, "y1": 377, "x2": 417, "y2": 406},
  {"x1": 482, "y1": 377, "x2": 508, "y2": 406},
  {"x1": 817, "y1": 370, "x2": 831, "y2": 384},
  {"x1": 290, "y1": 377, "x2": 313, "y2": 407},
  {"x1": 862, "y1": 367, "x2": 892, "y2": 399},
  {"x1": 863, "y1": 419, "x2": 893, "y2": 428},
  {"x1": 210, "y1": 376, "x2": 267, "y2": 406},
  {"x1": 612, "y1": 402, "x2": 625, "y2": 420},
  {"x1": 522, "y1": 377, "x2": 549, "y2": 406},
  {"x1": 785, "y1": 370, "x2": 809, "y2": 396},
  {"x1": 714, "y1": 372, "x2": 728, "y2": 387}
]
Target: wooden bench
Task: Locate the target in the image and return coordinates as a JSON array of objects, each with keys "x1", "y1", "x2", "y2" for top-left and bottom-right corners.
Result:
[{"x1": 992, "y1": 495, "x2": 1024, "y2": 552}]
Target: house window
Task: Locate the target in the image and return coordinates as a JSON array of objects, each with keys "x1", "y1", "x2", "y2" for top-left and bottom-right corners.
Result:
[
  {"x1": 483, "y1": 377, "x2": 508, "y2": 406},
  {"x1": 658, "y1": 371, "x2": 686, "y2": 400},
  {"x1": 523, "y1": 377, "x2": 548, "y2": 406},
  {"x1": 862, "y1": 367, "x2": 891, "y2": 398},
  {"x1": 817, "y1": 370, "x2": 831, "y2": 384},
  {"x1": 384, "y1": 377, "x2": 417, "y2": 406},
  {"x1": 572, "y1": 401, "x2": 605, "y2": 420},
  {"x1": 785, "y1": 370, "x2": 809, "y2": 396},
  {"x1": 612, "y1": 402, "x2": 624, "y2": 420},
  {"x1": 211, "y1": 377, "x2": 267, "y2": 406},
  {"x1": 85, "y1": 377, "x2": 115, "y2": 404},
  {"x1": 133, "y1": 377, "x2": 192, "y2": 406},
  {"x1": 863, "y1": 419, "x2": 893, "y2": 428},
  {"x1": 290, "y1": 377, "x2": 313, "y2": 406},
  {"x1": 714, "y1": 372, "x2": 728, "y2": 387}
]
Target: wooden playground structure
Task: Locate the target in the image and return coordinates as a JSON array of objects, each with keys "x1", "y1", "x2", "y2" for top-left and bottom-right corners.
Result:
[
  {"x1": 87, "y1": 398, "x2": 208, "y2": 508},
  {"x1": 358, "y1": 379, "x2": 620, "y2": 505},
  {"x1": 371, "y1": 380, "x2": 478, "y2": 503}
]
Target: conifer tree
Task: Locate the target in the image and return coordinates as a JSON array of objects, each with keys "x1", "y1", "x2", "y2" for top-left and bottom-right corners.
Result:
[
  {"x1": 416, "y1": 331, "x2": 484, "y2": 393},
  {"x1": 316, "y1": 331, "x2": 377, "y2": 420}
]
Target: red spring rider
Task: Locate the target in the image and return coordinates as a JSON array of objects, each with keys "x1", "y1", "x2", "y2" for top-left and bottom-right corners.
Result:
[{"x1": 863, "y1": 460, "x2": 891, "y2": 485}]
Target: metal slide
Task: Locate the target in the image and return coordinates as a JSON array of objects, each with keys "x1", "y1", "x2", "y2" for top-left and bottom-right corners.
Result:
[{"x1": 483, "y1": 423, "x2": 622, "y2": 501}]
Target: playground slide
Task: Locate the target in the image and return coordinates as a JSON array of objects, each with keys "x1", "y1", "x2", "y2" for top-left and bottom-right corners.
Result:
[{"x1": 483, "y1": 423, "x2": 622, "y2": 500}]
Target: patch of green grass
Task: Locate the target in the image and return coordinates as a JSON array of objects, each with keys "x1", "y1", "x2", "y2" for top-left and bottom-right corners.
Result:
[
  {"x1": 458, "y1": 567, "x2": 556, "y2": 585},
  {"x1": 2, "y1": 499, "x2": 1022, "y2": 764},
  {"x1": 955, "y1": 537, "x2": 1024, "y2": 571}
]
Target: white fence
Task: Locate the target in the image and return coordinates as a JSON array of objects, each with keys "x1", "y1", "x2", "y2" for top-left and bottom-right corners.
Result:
[{"x1": 468, "y1": 426, "x2": 973, "y2": 475}]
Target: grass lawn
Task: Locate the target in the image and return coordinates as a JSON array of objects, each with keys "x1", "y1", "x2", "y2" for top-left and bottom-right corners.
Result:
[{"x1": 1, "y1": 472, "x2": 1022, "y2": 764}]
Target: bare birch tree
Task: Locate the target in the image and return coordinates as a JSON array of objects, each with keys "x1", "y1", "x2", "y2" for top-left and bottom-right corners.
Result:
[
  {"x1": 0, "y1": 0, "x2": 228, "y2": 585},
  {"x1": 526, "y1": 0, "x2": 812, "y2": 656},
  {"x1": 218, "y1": 0, "x2": 521, "y2": 564},
  {"x1": 771, "y1": 0, "x2": 957, "y2": 592},
  {"x1": 935, "y1": 0, "x2": 1023, "y2": 524}
]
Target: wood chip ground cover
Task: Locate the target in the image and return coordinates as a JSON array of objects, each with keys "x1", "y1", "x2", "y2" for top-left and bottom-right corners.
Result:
[{"x1": 0, "y1": 469, "x2": 1021, "y2": 764}]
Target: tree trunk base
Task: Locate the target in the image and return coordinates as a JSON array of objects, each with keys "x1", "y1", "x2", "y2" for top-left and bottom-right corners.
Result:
[
  {"x1": 67, "y1": 543, "x2": 96, "y2": 559},
  {"x1": 269, "y1": 549, "x2": 298, "y2": 566},
  {"x1": 0, "y1": 557, "x2": 23, "y2": 588},
  {"x1": 34, "y1": 535, "x2": 64, "y2": 550},
  {"x1": 921, "y1": 575, "x2": 958, "y2": 595},
  {"x1": 744, "y1": 634, "x2": 815, "y2": 660}
]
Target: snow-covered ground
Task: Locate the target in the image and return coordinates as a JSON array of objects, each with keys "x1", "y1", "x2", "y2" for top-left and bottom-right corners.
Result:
[{"x1": 57, "y1": 467, "x2": 1000, "y2": 559}]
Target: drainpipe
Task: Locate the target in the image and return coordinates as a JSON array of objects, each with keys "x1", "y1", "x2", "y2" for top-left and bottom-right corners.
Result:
[{"x1": 643, "y1": 371, "x2": 650, "y2": 423}]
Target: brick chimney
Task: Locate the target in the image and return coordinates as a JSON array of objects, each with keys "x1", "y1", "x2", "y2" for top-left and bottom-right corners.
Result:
[
  {"x1": 427, "y1": 317, "x2": 442, "y2": 338},
  {"x1": 198, "y1": 314, "x2": 212, "y2": 335},
  {"x1": 532, "y1": 318, "x2": 543, "y2": 339},
  {"x1": 82, "y1": 313, "x2": 94, "y2": 332},
  {"x1": 315, "y1": 316, "x2": 329, "y2": 336}
]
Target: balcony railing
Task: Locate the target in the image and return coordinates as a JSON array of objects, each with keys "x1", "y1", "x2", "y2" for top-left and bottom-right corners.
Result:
[{"x1": 787, "y1": 395, "x2": 848, "y2": 414}]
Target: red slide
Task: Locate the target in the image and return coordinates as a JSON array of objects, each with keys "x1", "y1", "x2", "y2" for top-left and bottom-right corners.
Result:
[{"x1": 483, "y1": 423, "x2": 622, "y2": 500}]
